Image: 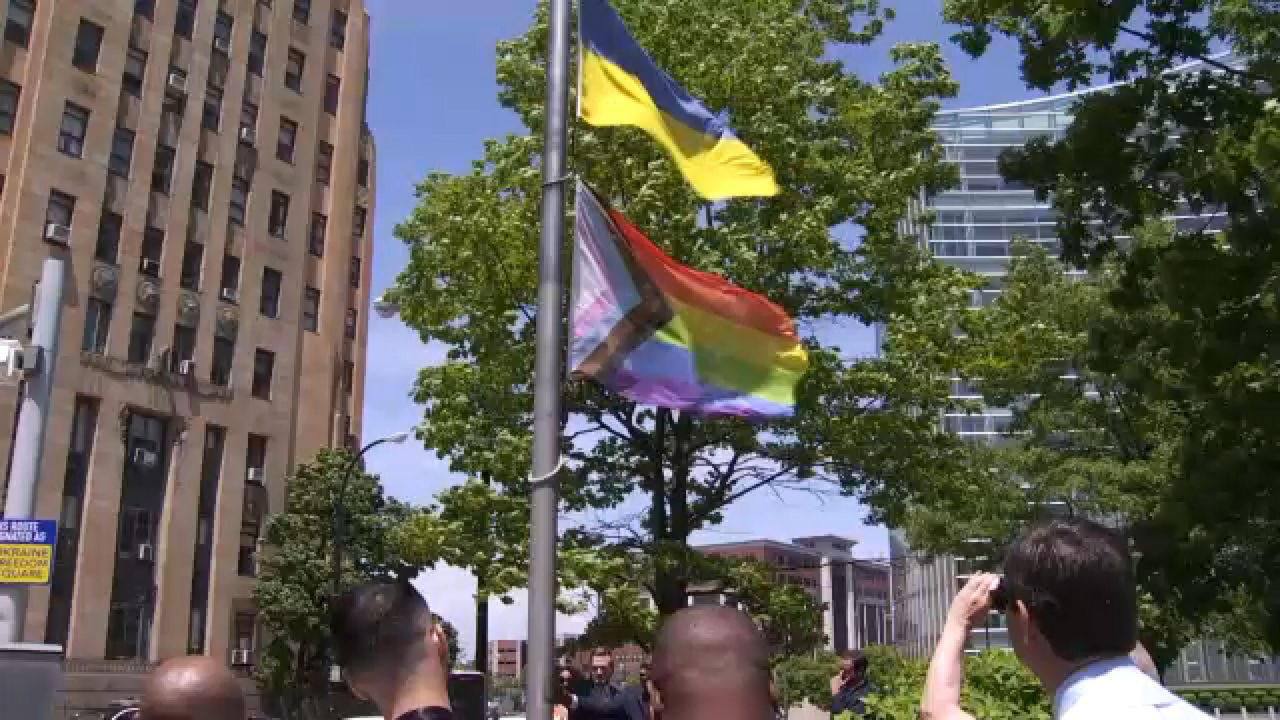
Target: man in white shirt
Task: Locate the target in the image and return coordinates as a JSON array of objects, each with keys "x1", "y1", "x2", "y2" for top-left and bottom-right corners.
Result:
[{"x1": 920, "y1": 518, "x2": 1209, "y2": 720}]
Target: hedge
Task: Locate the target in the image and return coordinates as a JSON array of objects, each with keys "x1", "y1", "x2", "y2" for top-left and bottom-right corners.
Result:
[{"x1": 1174, "y1": 686, "x2": 1280, "y2": 711}]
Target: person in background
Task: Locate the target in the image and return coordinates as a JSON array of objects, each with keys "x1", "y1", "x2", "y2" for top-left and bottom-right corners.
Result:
[
  {"x1": 138, "y1": 656, "x2": 246, "y2": 720},
  {"x1": 632, "y1": 662, "x2": 656, "y2": 720},
  {"x1": 330, "y1": 579, "x2": 453, "y2": 720},
  {"x1": 554, "y1": 666, "x2": 581, "y2": 720},
  {"x1": 560, "y1": 647, "x2": 645, "y2": 720},
  {"x1": 830, "y1": 649, "x2": 874, "y2": 717},
  {"x1": 650, "y1": 605, "x2": 775, "y2": 720},
  {"x1": 920, "y1": 518, "x2": 1208, "y2": 720}
]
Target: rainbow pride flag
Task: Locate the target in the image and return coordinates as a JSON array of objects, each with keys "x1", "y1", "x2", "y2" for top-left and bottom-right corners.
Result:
[
  {"x1": 569, "y1": 182, "x2": 808, "y2": 418},
  {"x1": 578, "y1": 0, "x2": 779, "y2": 200}
]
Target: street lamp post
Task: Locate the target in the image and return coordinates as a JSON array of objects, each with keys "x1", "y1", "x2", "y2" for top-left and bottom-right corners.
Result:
[{"x1": 330, "y1": 431, "x2": 412, "y2": 599}]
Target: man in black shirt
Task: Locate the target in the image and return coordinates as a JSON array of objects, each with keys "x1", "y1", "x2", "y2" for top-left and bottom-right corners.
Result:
[
  {"x1": 331, "y1": 579, "x2": 453, "y2": 720},
  {"x1": 561, "y1": 647, "x2": 646, "y2": 720}
]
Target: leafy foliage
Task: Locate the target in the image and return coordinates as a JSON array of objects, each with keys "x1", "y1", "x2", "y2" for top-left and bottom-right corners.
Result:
[
  {"x1": 774, "y1": 652, "x2": 839, "y2": 713},
  {"x1": 857, "y1": 647, "x2": 1049, "y2": 720}
]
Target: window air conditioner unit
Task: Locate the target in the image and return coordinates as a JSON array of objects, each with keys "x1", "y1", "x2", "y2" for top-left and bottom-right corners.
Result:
[
  {"x1": 136, "y1": 543, "x2": 155, "y2": 562},
  {"x1": 220, "y1": 287, "x2": 239, "y2": 302},
  {"x1": 178, "y1": 359, "x2": 196, "y2": 376},
  {"x1": 166, "y1": 71, "x2": 188, "y2": 96},
  {"x1": 43, "y1": 223, "x2": 71, "y2": 246},
  {"x1": 132, "y1": 447, "x2": 159, "y2": 468},
  {"x1": 247, "y1": 467, "x2": 264, "y2": 484},
  {"x1": 140, "y1": 258, "x2": 161, "y2": 276},
  {"x1": 213, "y1": 36, "x2": 231, "y2": 54},
  {"x1": 239, "y1": 126, "x2": 256, "y2": 145},
  {"x1": 231, "y1": 648, "x2": 253, "y2": 666}
]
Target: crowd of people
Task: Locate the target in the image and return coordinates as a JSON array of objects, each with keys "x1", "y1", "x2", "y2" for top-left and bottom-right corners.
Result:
[{"x1": 123, "y1": 517, "x2": 1214, "y2": 720}]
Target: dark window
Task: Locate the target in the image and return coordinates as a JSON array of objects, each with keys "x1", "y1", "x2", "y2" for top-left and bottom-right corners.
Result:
[
  {"x1": 45, "y1": 190, "x2": 75, "y2": 228},
  {"x1": 72, "y1": 19, "x2": 105, "y2": 71},
  {"x1": 315, "y1": 141, "x2": 333, "y2": 184},
  {"x1": 220, "y1": 254, "x2": 241, "y2": 297},
  {"x1": 95, "y1": 211, "x2": 122, "y2": 263},
  {"x1": 276, "y1": 117, "x2": 297, "y2": 163},
  {"x1": 268, "y1": 191, "x2": 289, "y2": 237},
  {"x1": 58, "y1": 103, "x2": 89, "y2": 158},
  {"x1": 240, "y1": 100, "x2": 258, "y2": 136},
  {"x1": 123, "y1": 48, "x2": 146, "y2": 97},
  {"x1": 211, "y1": 336, "x2": 234, "y2": 386},
  {"x1": 302, "y1": 287, "x2": 319, "y2": 332},
  {"x1": 0, "y1": 80, "x2": 19, "y2": 134},
  {"x1": 213, "y1": 11, "x2": 233, "y2": 52},
  {"x1": 82, "y1": 298, "x2": 112, "y2": 354},
  {"x1": 152, "y1": 145, "x2": 175, "y2": 194},
  {"x1": 247, "y1": 434, "x2": 267, "y2": 472},
  {"x1": 252, "y1": 349, "x2": 274, "y2": 399},
  {"x1": 106, "y1": 602, "x2": 149, "y2": 660},
  {"x1": 330, "y1": 9, "x2": 347, "y2": 49},
  {"x1": 357, "y1": 155, "x2": 369, "y2": 188},
  {"x1": 349, "y1": 256, "x2": 361, "y2": 288},
  {"x1": 259, "y1": 267, "x2": 281, "y2": 318},
  {"x1": 229, "y1": 176, "x2": 249, "y2": 225},
  {"x1": 140, "y1": 228, "x2": 163, "y2": 277},
  {"x1": 175, "y1": 0, "x2": 197, "y2": 39},
  {"x1": 127, "y1": 312, "x2": 156, "y2": 364},
  {"x1": 109, "y1": 128, "x2": 135, "y2": 177},
  {"x1": 134, "y1": 0, "x2": 154, "y2": 19},
  {"x1": 202, "y1": 86, "x2": 222, "y2": 131},
  {"x1": 192, "y1": 162, "x2": 213, "y2": 211},
  {"x1": 292, "y1": 0, "x2": 310, "y2": 24},
  {"x1": 309, "y1": 213, "x2": 326, "y2": 256},
  {"x1": 248, "y1": 31, "x2": 266, "y2": 76},
  {"x1": 342, "y1": 360, "x2": 353, "y2": 393},
  {"x1": 6, "y1": 0, "x2": 35, "y2": 48},
  {"x1": 352, "y1": 206, "x2": 366, "y2": 238},
  {"x1": 285, "y1": 48, "x2": 304, "y2": 92},
  {"x1": 180, "y1": 242, "x2": 203, "y2": 290},
  {"x1": 324, "y1": 74, "x2": 340, "y2": 114},
  {"x1": 344, "y1": 308, "x2": 357, "y2": 339},
  {"x1": 171, "y1": 325, "x2": 196, "y2": 370}
]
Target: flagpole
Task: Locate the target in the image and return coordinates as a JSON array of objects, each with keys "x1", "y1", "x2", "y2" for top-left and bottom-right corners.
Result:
[{"x1": 526, "y1": 1, "x2": 572, "y2": 720}]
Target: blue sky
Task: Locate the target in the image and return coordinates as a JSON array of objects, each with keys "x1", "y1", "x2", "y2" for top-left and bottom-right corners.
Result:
[{"x1": 357, "y1": 0, "x2": 1041, "y2": 656}]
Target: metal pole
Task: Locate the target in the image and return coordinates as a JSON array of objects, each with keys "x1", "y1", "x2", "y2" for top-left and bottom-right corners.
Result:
[
  {"x1": 0, "y1": 257, "x2": 66, "y2": 644},
  {"x1": 526, "y1": 0, "x2": 571, "y2": 716}
]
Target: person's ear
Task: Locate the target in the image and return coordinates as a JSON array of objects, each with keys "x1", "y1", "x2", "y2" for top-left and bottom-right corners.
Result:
[{"x1": 429, "y1": 623, "x2": 449, "y2": 666}]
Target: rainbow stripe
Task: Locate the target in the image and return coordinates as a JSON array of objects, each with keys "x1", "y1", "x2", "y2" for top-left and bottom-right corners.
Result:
[
  {"x1": 578, "y1": 0, "x2": 780, "y2": 200},
  {"x1": 570, "y1": 182, "x2": 807, "y2": 418}
]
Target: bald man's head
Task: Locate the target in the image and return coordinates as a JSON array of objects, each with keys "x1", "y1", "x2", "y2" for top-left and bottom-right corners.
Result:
[
  {"x1": 652, "y1": 606, "x2": 773, "y2": 720},
  {"x1": 140, "y1": 656, "x2": 245, "y2": 720}
]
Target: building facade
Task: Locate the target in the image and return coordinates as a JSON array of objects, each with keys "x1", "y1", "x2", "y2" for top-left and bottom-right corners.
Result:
[
  {"x1": 489, "y1": 639, "x2": 526, "y2": 680},
  {"x1": 0, "y1": 0, "x2": 374, "y2": 687},
  {"x1": 889, "y1": 68, "x2": 1280, "y2": 683}
]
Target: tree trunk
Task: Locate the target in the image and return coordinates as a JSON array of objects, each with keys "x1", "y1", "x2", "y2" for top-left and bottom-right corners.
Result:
[{"x1": 650, "y1": 411, "x2": 693, "y2": 617}]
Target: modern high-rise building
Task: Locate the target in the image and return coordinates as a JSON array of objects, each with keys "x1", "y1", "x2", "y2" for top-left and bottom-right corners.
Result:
[
  {"x1": 0, "y1": 0, "x2": 375, "y2": 695},
  {"x1": 889, "y1": 60, "x2": 1280, "y2": 683}
]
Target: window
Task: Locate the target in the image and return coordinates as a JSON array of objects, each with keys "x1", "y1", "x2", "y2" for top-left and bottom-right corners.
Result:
[
  {"x1": 292, "y1": 0, "x2": 310, "y2": 23},
  {"x1": 171, "y1": 325, "x2": 196, "y2": 370},
  {"x1": 357, "y1": 154, "x2": 369, "y2": 188},
  {"x1": 109, "y1": 128, "x2": 135, "y2": 178},
  {"x1": 72, "y1": 19, "x2": 105, "y2": 71},
  {"x1": 220, "y1": 254, "x2": 241, "y2": 297},
  {"x1": 117, "y1": 506, "x2": 155, "y2": 555},
  {"x1": 247, "y1": 434, "x2": 267, "y2": 472},
  {"x1": 140, "y1": 228, "x2": 164, "y2": 274},
  {"x1": 45, "y1": 190, "x2": 75, "y2": 229},
  {"x1": 268, "y1": 190, "x2": 289, "y2": 237},
  {"x1": 330, "y1": 9, "x2": 347, "y2": 49},
  {"x1": 309, "y1": 213, "x2": 326, "y2": 256},
  {"x1": 151, "y1": 145, "x2": 175, "y2": 194},
  {"x1": 210, "y1": 336, "x2": 234, "y2": 386},
  {"x1": 95, "y1": 211, "x2": 122, "y2": 263},
  {"x1": 252, "y1": 349, "x2": 275, "y2": 399},
  {"x1": 6, "y1": 0, "x2": 34, "y2": 48},
  {"x1": 0, "y1": 80, "x2": 19, "y2": 134},
  {"x1": 343, "y1": 360, "x2": 354, "y2": 393},
  {"x1": 202, "y1": 86, "x2": 222, "y2": 131},
  {"x1": 302, "y1": 287, "x2": 320, "y2": 331},
  {"x1": 344, "y1": 308, "x2": 357, "y2": 339},
  {"x1": 324, "y1": 74, "x2": 340, "y2": 114},
  {"x1": 106, "y1": 603, "x2": 149, "y2": 660},
  {"x1": 259, "y1": 267, "x2": 281, "y2": 318},
  {"x1": 229, "y1": 176, "x2": 249, "y2": 225},
  {"x1": 123, "y1": 48, "x2": 146, "y2": 97},
  {"x1": 352, "y1": 205, "x2": 366, "y2": 238},
  {"x1": 349, "y1": 256, "x2": 361, "y2": 288},
  {"x1": 175, "y1": 0, "x2": 197, "y2": 39},
  {"x1": 191, "y1": 162, "x2": 213, "y2": 211},
  {"x1": 276, "y1": 117, "x2": 297, "y2": 163},
  {"x1": 82, "y1": 298, "x2": 112, "y2": 354},
  {"x1": 180, "y1": 242, "x2": 203, "y2": 290},
  {"x1": 315, "y1": 141, "x2": 333, "y2": 184},
  {"x1": 248, "y1": 31, "x2": 267, "y2": 76},
  {"x1": 285, "y1": 48, "x2": 304, "y2": 92},
  {"x1": 127, "y1": 312, "x2": 156, "y2": 364},
  {"x1": 58, "y1": 103, "x2": 89, "y2": 158},
  {"x1": 213, "y1": 11, "x2": 233, "y2": 51},
  {"x1": 135, "y1": 0, "x2": 154, "y2": 19}
]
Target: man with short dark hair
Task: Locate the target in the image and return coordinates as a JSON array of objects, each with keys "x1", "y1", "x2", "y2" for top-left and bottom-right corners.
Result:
[
  {"x1": 560, "y1": 647, "x2": 645, "y2": 720},
  {"x1": 331, "y1": 580, "x2": 452, "y2": 720},
  {"x1": 139, "y1": 656, "x2": 245, "y2": 720},
  {"x1": 830, "y1": 648, "x2": 873, "y2": 717},
  {"x1": 650, "y1": 606, "x2": 774, "y2": 720},
  {"x1": 921, "y1": 518, "x2": 1208, "y2": 720}
]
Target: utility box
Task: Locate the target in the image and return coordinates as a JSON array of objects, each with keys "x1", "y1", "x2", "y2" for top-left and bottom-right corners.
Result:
[{"x1": 0, "y1": 642, "x2": 64, "y2": 719}]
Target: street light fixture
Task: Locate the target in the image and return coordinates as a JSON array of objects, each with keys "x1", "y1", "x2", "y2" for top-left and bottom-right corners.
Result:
[
  {"x1": 373, "y1": 294, "x2": 400, "y2": 320},
  {"x1": 331, "y1": 430, "x2": 412, "y2": 597}
]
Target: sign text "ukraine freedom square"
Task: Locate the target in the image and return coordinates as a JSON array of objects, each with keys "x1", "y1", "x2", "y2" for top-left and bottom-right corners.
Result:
[{"x1": 0, "y1": 519, "x2": 57, "y2": 584}]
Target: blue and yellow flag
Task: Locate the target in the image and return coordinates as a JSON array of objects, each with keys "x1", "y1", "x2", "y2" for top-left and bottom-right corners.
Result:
[{"x1": 578, "y1": 0, "x2": 780, "y2": 200}]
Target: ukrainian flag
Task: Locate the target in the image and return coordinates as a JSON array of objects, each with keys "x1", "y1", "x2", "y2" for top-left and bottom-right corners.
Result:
[{"x1": 578, "y1": 0, "x2": 780, "y2": 200}]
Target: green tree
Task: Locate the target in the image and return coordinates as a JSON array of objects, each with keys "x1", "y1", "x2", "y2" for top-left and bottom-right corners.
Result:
[
  {"x1": 435, "y1": 613, "x2": 462, "y2": 670},
  {"x1": 940, "y1": 0, "x2": 1280, "y2": 647},
  {"x1": 774, "y1": 652, "x2": 839, "y2": 714},
  {"x1": 254, "y1": 449, "x2": 418, "y2": 711},
  {"x1": 389, "y1": 0, "x2": 977, "y2": 622}
]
